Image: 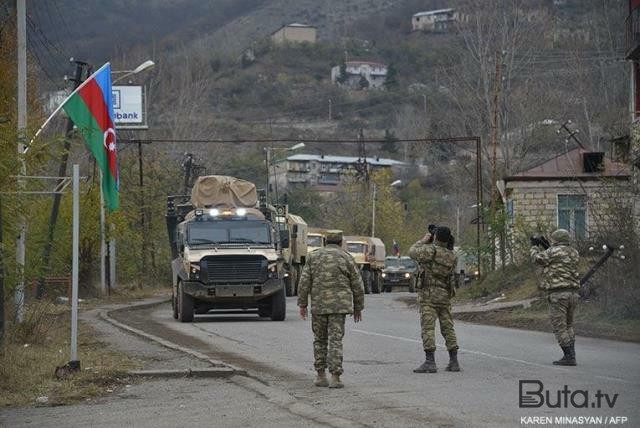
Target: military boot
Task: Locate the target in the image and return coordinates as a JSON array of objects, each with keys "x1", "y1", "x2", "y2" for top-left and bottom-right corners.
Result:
[
  {"x1": 413, "y1": 351, "x2": 437, "y2": 373},
  {"x1": 445, "y1": 350, "x2": 461, "y2": 372},
  {"x1": 553, "y1": 344, "x2": 577, "y2": 366},
  {"x1": 314, "y1": 370, "x2": 329, "y2": 387},
  {"x1": 328, "y1": 373, "x2": 344, "y2": 389}
]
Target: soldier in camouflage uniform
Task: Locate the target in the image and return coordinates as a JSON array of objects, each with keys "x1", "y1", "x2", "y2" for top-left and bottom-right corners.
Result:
[
  {"x1": 531, "y1": 228, "x2": 580, "y2": 366},
  {"x1": 409, "y1": 226, "x2": 460, "y2": 373},
  {"x1": 298, "y1": 230, "x2": 365, "y2": 388}
]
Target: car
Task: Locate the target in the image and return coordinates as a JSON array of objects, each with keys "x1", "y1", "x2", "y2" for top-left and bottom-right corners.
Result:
[{"x1": 381, "y1": 256, "x2": 419, "y2": 292}]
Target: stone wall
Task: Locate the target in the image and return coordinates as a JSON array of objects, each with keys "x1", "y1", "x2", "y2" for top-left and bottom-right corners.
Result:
[
  {"x1": 631, "y1": 122, "x2": 640, "y2": 235},
  {"x1": 506, "y1": 179, "x2": 632, "y2": 238}
]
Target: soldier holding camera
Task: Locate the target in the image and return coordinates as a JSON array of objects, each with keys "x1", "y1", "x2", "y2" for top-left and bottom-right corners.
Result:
[
  {"x1": 530, "y1": 229, "x2": 580, "y2": 366},
  {"x1": 409, "y1": 226, "x2": 460, "y2": 373}
]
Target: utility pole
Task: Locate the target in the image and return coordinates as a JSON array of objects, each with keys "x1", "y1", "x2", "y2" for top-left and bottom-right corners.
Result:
[
  {"x1": 37, "y1": 60, "x2": 88, "y2": 298},
  {"x1": 0, "y1": 195, "x2": 5, "y2": 349},
  {"x1": 15, "y1": 0, "x2": 27, "y2": 323},
  {"x1": 138, "y1": 140, "x2": 147, "y2": 281},
  {"x1": 371, "y1": 183, "x2": 377, "y2": 237},
  {"x1": 422, "y1": 94, "x2": 427, "y2": 114},
  {"x1": 328, "y1": 99, "x2": 332, "y2": 121},
  {"x1": 490, "y1": 50, "x2": 502, "y2": 272}
]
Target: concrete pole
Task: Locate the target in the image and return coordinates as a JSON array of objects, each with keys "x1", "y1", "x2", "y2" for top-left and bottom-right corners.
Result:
[
  {"x1": 109, "y1": 224, "x2": 116, "y2": 291},
  {"x1": 371, "y1": 183, "x2": 376, "y2": 237},
  {"x1": 70, "y1": 164, "x2": 79, "y2": 365},
  {"x1": 15, "y1": 0, "x2": 27, "y2": 323}
]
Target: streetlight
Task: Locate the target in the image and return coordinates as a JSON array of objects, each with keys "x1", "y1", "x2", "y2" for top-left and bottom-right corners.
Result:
[
  {"x1": 265, "y1": 143, "x2": 306, "y2": 204},
  {"x1": 112, "y1": 60, "x2": 155, "y2": 83},
  {"x1": 372, "y1": 180, "x2": 404, "y2": 237}
]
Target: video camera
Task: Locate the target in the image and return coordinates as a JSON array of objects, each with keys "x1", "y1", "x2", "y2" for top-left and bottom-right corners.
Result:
[{"x1": 530, "y1": 235, "x2": 550, "y2": 250}]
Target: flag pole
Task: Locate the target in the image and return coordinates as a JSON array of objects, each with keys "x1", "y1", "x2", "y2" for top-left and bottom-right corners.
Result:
[
  {"x1": 69, "y1": 164, "x2": 80, "y2": 369},
  {"x1": 99, "y1": 170, "x2": 107, "y2": 295},
  {"x1": 27, "y1": 62, "x2": 111, "y2": 150}
]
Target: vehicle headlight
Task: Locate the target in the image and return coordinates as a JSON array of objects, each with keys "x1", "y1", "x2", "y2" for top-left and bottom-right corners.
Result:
[
  {"x1": 190, "y1": 263, "x2": 200, "y2": 279},
  {"x1": 404, "y1": 273, "x2": 411, "y2": 279},
  {"x1": 381, "y1": 272, "x2": 386, "y2": 278},
  {"x1": 209, "y1": 208, "x2": 220, "y2": 217},
  {"x1": 236, "y1": 208, "x2": 247, "y2": 216},
  {"x1": 474, "y1": 270, "x2": 479, "y2": 276}
]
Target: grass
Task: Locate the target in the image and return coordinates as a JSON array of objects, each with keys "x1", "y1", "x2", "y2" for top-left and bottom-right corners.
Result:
[
  {"x1": 0, "y1": 301, "x2": 141, "y2": 407},
  {"x1": 455, "y1": 264, "x2": 540, "y2": 303},
  {"x1": 455, "y1": 298, "x2": 640, "y2": 343}
]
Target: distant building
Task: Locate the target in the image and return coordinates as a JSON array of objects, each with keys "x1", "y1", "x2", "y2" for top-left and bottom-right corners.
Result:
[
  {"x1": 270, "y1": 154, "x2": 405, "y2": 192},
  {"x1": 411, "y1": 8, "x2": 463, "y2": 32},
  {"x1": 271, "y1": 23, "x2": 317, "y2": 44},
  {"x1": 331, "y1": 61, "x2": 388, "y2": 90},
  {"x1": 503, "y1": 148, "x2": 631, "y2": 240}
]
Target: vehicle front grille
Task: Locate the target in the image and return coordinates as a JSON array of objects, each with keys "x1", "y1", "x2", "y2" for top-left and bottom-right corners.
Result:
[
  {"x1": 385, "y1": 272, "x2": 408, "y2": 281},
  {"x1": 200, "y1": 255, "x2": 268, "y2": 284}
]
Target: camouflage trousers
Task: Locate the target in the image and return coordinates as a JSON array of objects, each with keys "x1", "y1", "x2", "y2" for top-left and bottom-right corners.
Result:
[
  {"x1": 548, "y1": 291, "x2": 579, "y2": 347},
  {"x1": 312, "y1": 314, "x2": 346, "y2": 375},
  {"x1": 419, "y1": 300, "x2": 458, "y2": 352}
]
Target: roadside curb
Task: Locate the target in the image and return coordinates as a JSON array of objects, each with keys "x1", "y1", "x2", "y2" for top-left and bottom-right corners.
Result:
[
  {"x1": 128, "y1": 368, "x2": 236, "y2": 378},
  {"x1": 100, "y1": 297, "x2": 364, "y2": 428},
  {"x1": 99, "y1": 301, "x2": 247, "y2": 376}
]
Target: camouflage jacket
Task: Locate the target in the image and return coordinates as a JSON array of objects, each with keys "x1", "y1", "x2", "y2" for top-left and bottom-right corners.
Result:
[
  {"x1": 297, "y1": 244, "x2": 365, "y2": 315},
  {"x1": 530, "y1": 244, "x2": 580, "y2": 291},
  {"x1": 409, "y1": 240, "x2": 457, "y2": 304}
]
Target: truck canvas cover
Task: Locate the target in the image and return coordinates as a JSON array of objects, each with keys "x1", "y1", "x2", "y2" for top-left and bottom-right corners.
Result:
[{"x1": 191, "y1": 175, "x2": 258, "y2": 209}]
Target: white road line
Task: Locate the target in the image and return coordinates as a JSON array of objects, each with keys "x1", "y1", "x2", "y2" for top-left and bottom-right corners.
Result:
[{"x1": 351, "y1": 328, "x2": 634, "y2": 384}]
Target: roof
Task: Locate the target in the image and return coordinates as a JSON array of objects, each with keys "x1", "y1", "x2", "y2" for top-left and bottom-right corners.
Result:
[
  {"x1": 345, "y1": 61, "x2": 387, "y2": 69},
  {"x1": 504, "y1": 148, "x2": 630, "y2": 182},
  {"x1": 275, "y1": 23, "x2": 315, "y2": 30},
  {"x1": 286, "y1": 154, "x2": 405, "y2": 166},
  {"x1": 413, "y1": 8, "x2": 454, "y2": 17}
]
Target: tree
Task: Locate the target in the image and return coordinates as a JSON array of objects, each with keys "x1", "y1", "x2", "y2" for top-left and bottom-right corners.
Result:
[
  {"x1": 358, "y1": 74, "x2": 369, "y2": 90},
  {"x1": 336, "y1": 59, "x2": 348, "y2": 85},
  {"x1": 382, "y1": 129, "x2": 398, "y2": 153},
  {"x1": 384, "y1": 63, "x2": 398, "y2": 89}
]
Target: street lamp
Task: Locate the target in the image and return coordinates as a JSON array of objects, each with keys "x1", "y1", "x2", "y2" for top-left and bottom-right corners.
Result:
[
  {"x1": 265, "y1": 143, "x2": 306, "y2": 204},
  {"x1": 112, "y1": 60, "x2": 155, "y2": 83}
]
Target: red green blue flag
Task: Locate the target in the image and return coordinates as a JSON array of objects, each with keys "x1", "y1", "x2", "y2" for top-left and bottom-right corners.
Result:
[{"x1": 62, "y1": 63, "x2": 120, "y2": 211}]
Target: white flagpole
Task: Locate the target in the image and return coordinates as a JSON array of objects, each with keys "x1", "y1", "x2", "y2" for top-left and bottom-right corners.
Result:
[
  {"x1": 99, "y1": 171, "x2": 106, "y2": 295},
  {"x1": 70, "y1": 164, "x2": 80, "y2": 366},
  {"x1": 27, "y1": 62, "x2": 112, "y2": 150}
]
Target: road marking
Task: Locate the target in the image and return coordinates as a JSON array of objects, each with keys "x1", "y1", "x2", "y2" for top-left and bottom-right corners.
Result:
[{"x1": 351, "y1": 329, "x2": 634, "y2": 384}]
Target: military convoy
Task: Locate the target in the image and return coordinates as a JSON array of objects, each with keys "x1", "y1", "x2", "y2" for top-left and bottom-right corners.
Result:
[
  {"x1": 274, "y1": 206, "x2": 308, "y2": 296},
  {"x1": 343, "y1": 235, "x2": 386, "y2": 294},
  {"x1": 166, "y1": 175, "x2": 292, "y2": 322}
]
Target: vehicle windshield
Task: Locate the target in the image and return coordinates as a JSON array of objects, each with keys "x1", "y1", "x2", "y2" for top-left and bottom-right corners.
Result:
[
  {"x1": 346, "y1": 243, "x2": 366, "y2": 253},
  {"x1": 386, "y1": 258, "x2": 417, "y2": 269},
  {"x1": 307, "y1": 235, "x2": 323, "y2": 247},
  {"x1": 188, "y1": 220, "x2": 271, "y2": 245}
]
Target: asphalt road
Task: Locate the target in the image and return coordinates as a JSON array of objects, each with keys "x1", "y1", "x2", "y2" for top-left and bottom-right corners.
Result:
[{"x1": 122, "y1": 294, "x2": 639, "y2": 427}]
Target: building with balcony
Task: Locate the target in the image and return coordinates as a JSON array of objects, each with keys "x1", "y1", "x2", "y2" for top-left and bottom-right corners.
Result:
[
  {"x1": 411, "y1": 8, "x2": 463, "y2": 32},
  {"x1": 331, "y1": 61, "x2": 388, "y2": 90},
  {"x1": 269, "y1": 154, "x2": 405, "y2": 193}
]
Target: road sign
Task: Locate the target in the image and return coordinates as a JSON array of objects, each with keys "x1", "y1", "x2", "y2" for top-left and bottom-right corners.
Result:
[{"x1": 112, "y1": 85, "x2": 148, "y2": 129}]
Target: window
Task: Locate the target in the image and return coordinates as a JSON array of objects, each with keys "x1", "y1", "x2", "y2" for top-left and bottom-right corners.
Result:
[{"x1": 557, "y1": 195, "x2": 587, "y2": 239}]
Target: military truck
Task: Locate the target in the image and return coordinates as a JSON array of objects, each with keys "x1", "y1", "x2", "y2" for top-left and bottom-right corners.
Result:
[
  {"x1": 343, "y1": 236, "x2": 386, "y2": 294},
  {"x1": 381, "y1": 256, "x2": 419, "y2": 292},
  {"x1": 307, "y1": 228, "x2": 327, "y2": 253},
  {"x1": 274, "y1": 205, "x2": 308, "y2": 296},
  {"x1": 166, "y1": 175, "x2": 289, "y2": 322}
]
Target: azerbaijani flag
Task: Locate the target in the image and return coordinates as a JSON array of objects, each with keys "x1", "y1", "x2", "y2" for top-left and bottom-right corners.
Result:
[{"x1": 62, "y1": 63, "x2": 120, "y2": 211}]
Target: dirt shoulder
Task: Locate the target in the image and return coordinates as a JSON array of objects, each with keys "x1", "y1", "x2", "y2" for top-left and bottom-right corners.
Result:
[{"x1": 395, "y1": 295, "x2": 640, "y2": 343}]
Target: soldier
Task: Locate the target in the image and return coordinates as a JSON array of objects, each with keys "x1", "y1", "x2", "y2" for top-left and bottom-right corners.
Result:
[
  {"x1": 530, "y1": 228, "x2": 580, "y2": 366},
  {"x1": 298, "y1": 230, "x2": 365, "y2": 388},
  {"x1": 409, "y1": 226, "x2": 460, "y2": 373}
]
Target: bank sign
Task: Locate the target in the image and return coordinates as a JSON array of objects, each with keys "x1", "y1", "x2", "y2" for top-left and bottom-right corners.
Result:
[{"x1": 112, "y1": 85, "x2": 146, "y2": 128}]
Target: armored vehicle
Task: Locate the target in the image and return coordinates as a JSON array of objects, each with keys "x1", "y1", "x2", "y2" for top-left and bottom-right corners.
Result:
[{"x1": 166, "y1": 175, "x2": 288, "y2": 322}]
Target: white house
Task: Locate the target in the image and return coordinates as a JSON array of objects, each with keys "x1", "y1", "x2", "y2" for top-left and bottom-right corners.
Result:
[
  {"x1": 330, "y1": 61, "x2": 388, "y2": 90},
  {"x1": 412, "y1": 8, "x2": 462, "y2": 32}
]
